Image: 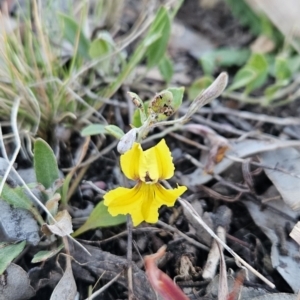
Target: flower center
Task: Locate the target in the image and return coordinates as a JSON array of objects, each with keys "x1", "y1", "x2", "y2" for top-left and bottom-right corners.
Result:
[{"x1": 144, "y1": 171, "x2": 155, "y2": 184}]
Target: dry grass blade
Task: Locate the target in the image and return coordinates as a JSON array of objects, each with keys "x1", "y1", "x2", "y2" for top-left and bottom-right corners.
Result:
[
  {"x1": 217, "y1": 242, "x2": 228, "y2": 300},
  {"x1": 202, "y1": 206, "x2": 232, "y2": 280},
  {"x1": 176, "y1": 196, "x2": 275, "y2": 289},
  {"x1": 0, "y1": 98, "x2": 20, "y2": 194},
  {"x1": 83, "y1": 272, "x2": 123, "y2": 300}
]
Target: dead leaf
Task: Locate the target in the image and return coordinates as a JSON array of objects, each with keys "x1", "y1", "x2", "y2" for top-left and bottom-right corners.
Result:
[
  {"x1": 184, "y1": 124, "x2": 230, "y2": 173},
  {"x1": 43, "y1": 210, "x2": 73, "y2": 237},
  {"x1": 259, "y1": 147, "x2": 300, "y2": 210},
  {"x1": 250, "y1": 35, "x2": 275, "y2": 53},
  {"x1": 182, "y1": 139, "x2": 300, "y2": 187},
  {"x1": 252, "y1": 294, "x2": 298, "y2": 300},
  {"x1": 243, "y1": 193, "x2": 300, "y2": 293},
  {"x1": 0, "y1": 263, "x2": 35, "y2": 300},
  {"x1": 290, "y1": 222, "x2": 300, "y2": 246},
  {"x1": 50, "y1": 257, "x2": 77, "y2": 300}
]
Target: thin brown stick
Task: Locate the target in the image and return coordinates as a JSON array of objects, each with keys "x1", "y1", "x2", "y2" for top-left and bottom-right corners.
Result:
[
  {"x1": 157, "y1": 220, "x2": 209, "y2": 251},
  {"x1": 127, "y1": 215, "x2": 134, "y2": 300}
]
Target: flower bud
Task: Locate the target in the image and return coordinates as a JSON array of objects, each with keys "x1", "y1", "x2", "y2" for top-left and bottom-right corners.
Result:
[
  {"x1": 117, "y1": 128, "x2": 138, "y2": 154},
  {"x1": 185, "y1": 72, "x2": 228, "y2": 120}
]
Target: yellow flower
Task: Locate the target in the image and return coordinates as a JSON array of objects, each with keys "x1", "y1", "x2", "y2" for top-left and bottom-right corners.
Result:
[{"x1": 104, "y1": 139, "x2": 187, "y2": 226}]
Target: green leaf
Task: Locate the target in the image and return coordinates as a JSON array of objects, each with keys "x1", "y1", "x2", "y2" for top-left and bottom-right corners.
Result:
[
  {"x1": 72, "y1": 201, "x2": 126, "y2": 237},
  {"x1": 34, "y1": 138, "x2": 60, "y2": 190},
  {"x1": 1, "y1": 182, "x2": 33, "y2": 210},
  {"x1": 100, "y1": 11, "x2": 163, "y2": 99},
  {"x1": 0, "y1": 241, "x2": 26, "y2": 274},
  {"x1": 287, "y1": 56, "x2": 300, "y2": 73},
  {"x1": 148, "y1": 90, "x2": 176, "y2": 121},
  {"x1": 264, "y1": 80, "x2": 288, "y2": 100},
  {"x1": 132, "y1": 101, "x2": 150, "y2": 128},
  {"x1": 105, "y1": 125, "x2": 125, "y2": 139},
  {"x1": 0, "y1": 182, "x2": 43, "y2": 224},
  {"x1": 145, "y1": 7, "x2": 171, "y2": 68},
  {"x1": 58, "y1": 13, "x2": 90, "y2": 59},
  {"x1": 89, "y1": 33, "x2": 113, "y2": 59},
  {"x1": 81, "y1": 124, "x2": 106, "y2": 136},
  {"x1": 81, "y1": 124, "x2": 124, "y2": 139},
  {"x1": 188, "y1": 76, "x2": 213, "y2": 100},
  {"x1": 159, "y1": 55, "x2": 174, "y2": 83},
  {"x1": 249, "y1": 53, "x2": 269, "y2": 72},
  {"x1": 228, "y1": 53, "x2": 269, "y2": 93},
  {"x1": 264, "y1": 84, "x2": 280, "y2": 99},
  {"x1": 224, "y1": 0, "x2": 262, "y2": 35},
  {"x1": 32, "y1": 244, "x2": 64, "y2": 263},
  {"x1": 132, "y1": 109, "x2": 143, "y2": 128},
  {"x1": 228, "y1": 68, "x2": 256, "y2": 91},
  {"x1": 245, "y1": 54, "x2": 269, "y2": 93},
  {"x1": 275, "y1": 56, "x2": 291, "y2": 81},
  {"x1": 167, "y1": 86, "x2": 185, "y2": 110},
  {"x1": 128, "y1": 92, "x2": 147, "y2": 123},
  {"x1": 200, "y1": 48, "x2": 250, "y2": 75}
]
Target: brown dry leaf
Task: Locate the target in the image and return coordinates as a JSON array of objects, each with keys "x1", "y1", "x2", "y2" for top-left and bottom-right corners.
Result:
[
  {"x1": 290, "y1": 222, "x2": 300, "y2": 246},
  {"x1": 250, "y1": 35, "x2": 275, "y2": 53},
  {"x1": 44, "y1": 210, "x2": 73, "y2": 237},
  {"x1": 45, "y1": 193, "x2": 61, "y2": 216},
  {"x1": 184, "y1": 123, "x2": 230, "y2": 173}
]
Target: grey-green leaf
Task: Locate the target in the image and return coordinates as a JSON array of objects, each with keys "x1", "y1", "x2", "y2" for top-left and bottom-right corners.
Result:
[
  {"x1": 81, "y1": 124, "x2": 107, "y2": 136},
  {"x1": 58, "y1": 13, "x2": 90, "y2": 59},
  {"x1": 159, "y1": 55, "x2": 174, "y2": 83},
  {"x1": 34, "y1": 138, "x2": 60, "y2": 189},
  {"x1": 145, "y1": 7, "x2": 171, "y2": 68},
  {"x1": 1, "y1": 183, "x2": 33, "y2": 210},
  {"x1": 105, "y1": 125, "x2": 125, "y2": 139},
  {"x1": 72, "y1": 201, "x2": 126, "y2": 237},
  {"x1": 32, "y1": 244, "x2": 64, "y2": 263},
  {"x1": 0, "y1": 241, "x2": 26, "y2": 275},
  {"x1": 167, "y1": 86, "x2": 185, "y2": 110}
]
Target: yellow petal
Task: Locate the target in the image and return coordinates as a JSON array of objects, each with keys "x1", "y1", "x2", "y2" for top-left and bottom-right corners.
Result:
[
  {"x1": 103, "y1": 182, "x2": 187, "y2": 226},
  {"x1": 154, "y1": 183, "x2": 187, "y2": 207},
  {"x1": 103, "y1": 184, "x2": 145, "y2": 226},
  {"x1": 141, "y1": 182, "x2": 187, "y2": 224},
  {"x1": 120, "y1": 142, "x2": 142, "y2": 180},
  {"x1": 139, "y1": 139, "x2": 175, "y2": 183}
]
